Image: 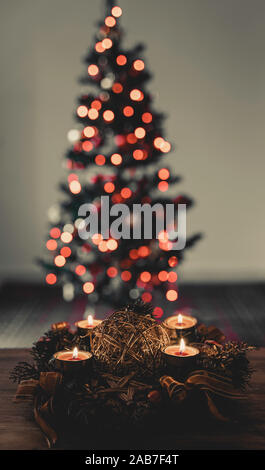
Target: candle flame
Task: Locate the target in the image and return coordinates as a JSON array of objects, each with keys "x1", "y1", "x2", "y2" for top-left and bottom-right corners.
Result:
[
  {"x1": 177, "y1": 313, "x2": 183, "y2": 324},
  {"x1": 72, "y1": 347, "x2": 78, "y2": 359},
  {"x1": 87, "y1": 315, "x2": 93, "y2": 326},
  {"x1": 179, "y1": 338, "x2": 185, "y2": 354}
]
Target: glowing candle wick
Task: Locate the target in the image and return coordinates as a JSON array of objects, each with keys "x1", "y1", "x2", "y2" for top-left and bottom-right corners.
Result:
[
  {"x1": 179, "y1": 338, "x2": 185, "y2": 355},
  {"x1": 87, "y1": 315, "x2": 94, "y2": 326},
  {"x1": 72, "y1": 347, "x2": 78, "y2": 359},
  {"x1": 177, "y1": 313, "x2": 183, "y2": 325}
]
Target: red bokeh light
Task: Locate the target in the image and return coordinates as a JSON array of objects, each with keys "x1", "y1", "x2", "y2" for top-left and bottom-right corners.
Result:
[
  {"x1": 142, "y1": 112, "x2": 152, "y2": 123},
  {"x1": 168, "y1": 271, "x2": 178, "y2": 283},
  {"x1": 130, "y1": 89, "x2": 144, "y2": 101},
  {"x1": 107, "y1": 239, "x2": 118, "y2": 251},
  {"x1": 75, "y1": 265, "x2": 86, "y2": 276},
  {"x1": 123, "y1": 106, "x2": 134, "y2": 117},
  {"x1": 112, "y1": 83, "x2": 123, "y2": 93},
  {"x1": 133, "y1": 60, "x2": 145, "y2": 71},
  {"x1": 112, "y1": 6, "x2": 122, "y2": 18},
  {"x1": 116, "y1": 54, "x2": 127, "y2": 66},
  {"x1": 92, "y1": 233, "x2": 103, "y2": 245},
  {"x1": 68, "y1": 173, "x2": 78, "y2": 183},
  {"x1": 121, "y1": 187, "x2": 132, "y2": 199},
  {"x1": 154, "y1": 137, "x2": 164, "y2": 149},
  {"x1": 140, "y1": 271, "x2": 151, "y2": 283},
  {"x1": 77, "y1": 106, "x2": 87, "y2": 118},
  {"x1": 83, "y1": 282, "x2": 94, "y2": 294},
  {"x1": 102, "y1": 38, "x2": 112, "y2": 49},
  {"x1": 88, "y1": 64, "x2": 99, "y2": 76},
  {"x1": 69, "y1": 180, "x2": 81, "y2": 194},
  {"x1": 107, "y1": 266, "x2": 118, "y2": 278},
  {"x1": 61, "y1": 232, "x2": 73, "y2": 243},
  {"x1": 158, "y1": 230, "x2": 168, "y2": 242},
  {"x1": 82, "y1": 140, "x2": 93, "y2": 152},
  {"x1": 158, "y1": 271, "x2": 168, "y2": 282},
  {"x1": 158, "y1": 168, "x2": 170, "y2": 180},
  {"x1": 104, "y1": 182, "x2": 115, "y2": 193},
  {"x1": 153, "y1": 307, "x2": 164, "y2": 318},
  {"x1": 166, "y1": 289, "x2": 178, "y2": 301},
  {"x1": 168, "y1": 256, "x2": 178, "y2": 267},
  {"x1": 160, "y1": 240, "x2": 173, "y2": 251},
  {"x1": 60, "y1": 246, "x2": 71, "y2": 258},
  {"x1": 83, "y1": 126, "x2": 95, "y2": 138},
  {"x1": 133, "y1": 149, "x2": 144, "y2": 160},
  {"x1": 138, "y1": 246, "x2": 150, "y2": 257},
  {"x1": 95, "y1": 154, "x2": 106, "y2": 166},
  {"x1": 112, "y1": 194, "x2": 122, "y2": 203},
  {"x1": 91, "y1": 100, "x2": 102, "y2": 110},
  {"x1": 142, "y1": 292, "x2": 152, "y2": 302},
  {"x1": 103, "y1": 110, "x2": 114, "y2": 122},
  {"x1": 88, "y1": 108, "x2": 99, "y2": 120},
  {"x1": 50, "y1": 227, "x2": 61, "y2": 239},
  {"x1": 98, "y1": 241, "x2": 108, "y2": 252},
  {"x1": 95, "y1": 42, "x2": 105, "y2": 53},
  {"x1": 127, "y1": 133, "x2": 137, "y2": 144},
  {"x1": 121, "y1": 270, "x2": 132, "y2": 281},
  {"x1": 161, "y1": 141, "x2": 171, "y2": 153},
  {"x1": 111, "y1": 153, "x2": 122, "y2": 165},
  {"x1": 46, "y1": 273, "x2": 57, "y2": 285},
  {"x1": 54, "y1": 255, "x2": 66, "y2": 267},
  {"x1": 134, "y1": 127, "x2": 146, "y2": 139},
  {"x1": 129, "y1": 249, "x2": 138, "y2": 260},
  {"x1": 105, "y1": 16, "x2": 116, "y2": 27},
  {"x1": 158, "y1": 181, "x2": 168, "y2": 192},
  {"x1": 46, "y1": 239, "x2": 57, "y2": 251}
]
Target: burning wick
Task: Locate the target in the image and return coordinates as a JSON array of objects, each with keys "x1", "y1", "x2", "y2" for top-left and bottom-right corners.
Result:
[
  {"x1": 179, "y1": 338, "x2": 186, "y2": 355},
  {"x1": 87, "y1": 315, "x2": 93, "y2": 326},
  {"x1": 72, "y1": 347, "x2": 79, "y2": 359},
  {"x1": 177, "y1": 313, "x2": 183, "y2": 325}
]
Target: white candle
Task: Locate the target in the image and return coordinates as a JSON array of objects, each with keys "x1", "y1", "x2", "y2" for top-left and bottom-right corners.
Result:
[
  {"x1": 76, "y1": 315, "x2": 102, "y2": 331},
  {"x1": 53, "y1": 348, "x2": 92, "y2": 373},
  {"x1": 164, "y1": 313, "x2": 197, "y2": 331}
]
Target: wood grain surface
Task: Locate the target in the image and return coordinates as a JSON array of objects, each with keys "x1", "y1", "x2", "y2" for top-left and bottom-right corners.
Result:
[{"x1": 0, "y1": 348, "x2": 264, "y2": 450}]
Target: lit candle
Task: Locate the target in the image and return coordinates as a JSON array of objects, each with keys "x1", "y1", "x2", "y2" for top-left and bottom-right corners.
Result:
[
  {"x1": 178, "y1": 338, "x2": 187, "y2": 356},
  {"x1": 75, "y1": 315, "x2": 102, "y2": 335},
  {"x1": 75, "y1": 315, "x2": 103, "y2": 351},
  {"x1": 163, "y1": 313, "x2": 197, "y2": 343},
  {"x1": 52, "y1": 347, "x2": 92, "y2": 373},
  {"x1": 162, "y1": 339, "x2": 200, "y2": 370}
]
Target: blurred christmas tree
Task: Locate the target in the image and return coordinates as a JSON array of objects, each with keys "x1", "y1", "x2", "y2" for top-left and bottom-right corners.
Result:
[{"x1": 39, "y1": 0, "x2": 200, "y2": 315}]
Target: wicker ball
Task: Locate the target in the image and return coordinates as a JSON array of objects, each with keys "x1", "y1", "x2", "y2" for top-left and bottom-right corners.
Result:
[{"x1": 92, "y1": 308, "x2": 170, "y2": 377}]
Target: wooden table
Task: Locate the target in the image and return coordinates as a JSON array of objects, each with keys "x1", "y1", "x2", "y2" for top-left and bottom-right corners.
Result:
[{"x1": 1, "y1": 348, "x2": 265, "y2": 450}]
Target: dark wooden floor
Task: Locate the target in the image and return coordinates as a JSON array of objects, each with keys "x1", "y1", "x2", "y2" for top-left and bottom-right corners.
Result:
[
  {"x1": 1, "y1": 348, "x2": 265, "y2": 450},
  {"x1": 0, "y1": 282, "x2": 264, "y2": 348}
]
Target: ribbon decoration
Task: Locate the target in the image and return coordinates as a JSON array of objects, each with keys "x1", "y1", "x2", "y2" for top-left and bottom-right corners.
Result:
[
  {"x1": 14, "y1": 372, "x2": 62, "y2": 448},
  {"x1": 14, "y1": 368, "x2": 246, "y2": 447},
  {"x1": 160, "y1": 370, "x2": 246, "y2": 422}
]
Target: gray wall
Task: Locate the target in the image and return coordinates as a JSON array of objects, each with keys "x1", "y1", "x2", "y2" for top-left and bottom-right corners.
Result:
[{"x1": 0, "y1": 0, "x2": 264, "y2": 282}]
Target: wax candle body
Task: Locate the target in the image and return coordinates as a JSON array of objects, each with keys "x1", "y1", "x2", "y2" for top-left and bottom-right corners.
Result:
[
  {"x1": 75, "y1": 318, "x2": 103, "y2": 351},
  {"x1": 163, "y1": 314, "x2": 197, "y2": 343},
  {"x1": 55, "y1": 351, "x2": 91, "y2": 361},
  {"x1": 53, "y1": 349, "x2": 92, "y2": 373},
  {"x1": 76, "y1": 319, "x2": 102, "y2": 330},
  {"x1": 164, "y1": 314, "x2": 197, "y2": 330},
  {"x1": 164, "y1": 344, "x2": 199, "y2": 357},
  {"x1": 162, "y1": 343, "x2": 200, "y2": 370}
]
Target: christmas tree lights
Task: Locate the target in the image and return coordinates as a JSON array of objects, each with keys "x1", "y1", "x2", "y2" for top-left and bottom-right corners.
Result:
[{"x1": 39, "y1": 0, "x2": 200, "y2": 312}]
